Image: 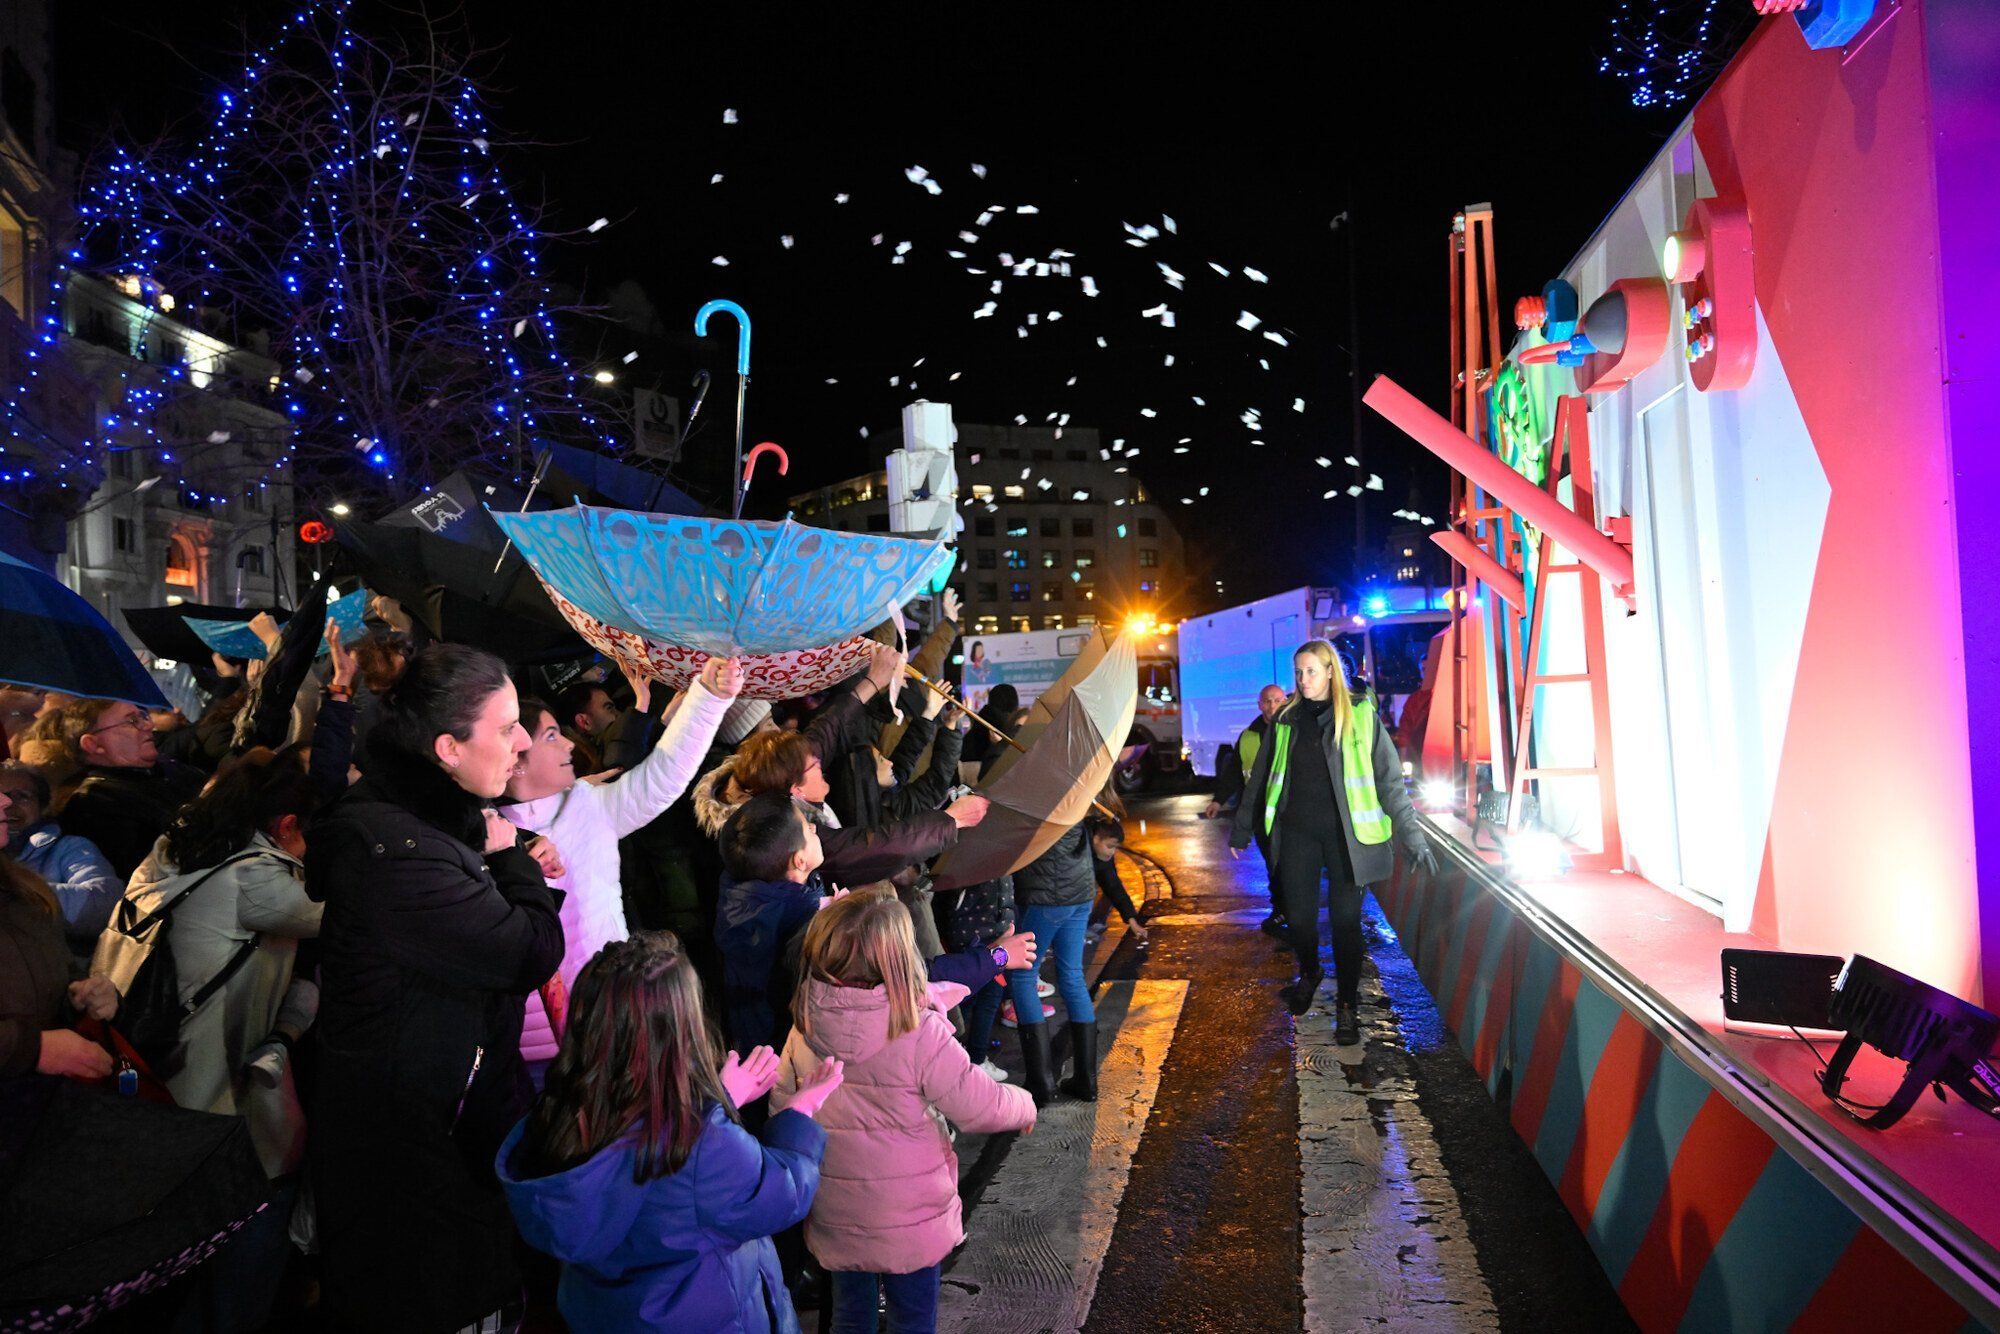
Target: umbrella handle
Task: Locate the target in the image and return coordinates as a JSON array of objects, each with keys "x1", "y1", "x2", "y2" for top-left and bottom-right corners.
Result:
[
  {"x1": 694, "y1": 299, "x2": 752, "y2": 377},
  {"x1": 741, "y1": 441, "x2": 788, "y2": 489}
]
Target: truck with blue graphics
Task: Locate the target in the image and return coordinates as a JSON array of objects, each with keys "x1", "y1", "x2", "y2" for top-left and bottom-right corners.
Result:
[{"x1": 1179, "y1": 587, "x2": 1447, "y2": 778}]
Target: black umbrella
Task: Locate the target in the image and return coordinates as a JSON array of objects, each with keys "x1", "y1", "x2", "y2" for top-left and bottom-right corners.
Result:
[
  {"x1": 330, "y1": 517, "x2": 582, "y2": 662},
  {"x1": 0, "y1": 1076, "x2": 270, "y2": 1329},
  {"x1": 122, "y1": 603, "x2": 290, "y2": 668}
]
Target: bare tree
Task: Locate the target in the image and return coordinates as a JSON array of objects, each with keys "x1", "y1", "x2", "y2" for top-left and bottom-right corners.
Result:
[{"x1": 69, "y1": 3, "x2": 621, "y2": 502}]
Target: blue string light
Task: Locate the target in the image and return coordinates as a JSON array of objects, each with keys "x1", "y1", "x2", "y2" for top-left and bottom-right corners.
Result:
[
  {"x1": 2, "y1": 0, "x2": 619, "y2": 508},
  {"x1": 1598, "y1": 0, "x2": 1726, "y2": 109}
]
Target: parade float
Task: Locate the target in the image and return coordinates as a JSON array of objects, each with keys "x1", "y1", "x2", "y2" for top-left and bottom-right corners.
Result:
[{"x1": 1367, "y1": 1, "x2": 2000, "y2": 1326}]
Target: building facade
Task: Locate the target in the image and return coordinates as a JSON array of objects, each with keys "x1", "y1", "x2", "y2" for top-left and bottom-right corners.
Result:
[
  {"x1": 59, "y1": 272, "x2": 296, "y2": 638},
  {"x1": 788, "y1": 421, "x2": 1188, "y2": 636}
]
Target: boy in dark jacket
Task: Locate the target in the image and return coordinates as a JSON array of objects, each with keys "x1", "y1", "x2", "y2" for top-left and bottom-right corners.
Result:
[{"x1": 717, "y1": 793, "x2": 831, "y2": 1056}]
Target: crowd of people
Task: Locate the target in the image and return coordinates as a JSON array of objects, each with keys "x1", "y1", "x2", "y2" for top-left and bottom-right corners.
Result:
[{"x1": 0, "y1": 586, "x2": 1155, "y2": 1334}]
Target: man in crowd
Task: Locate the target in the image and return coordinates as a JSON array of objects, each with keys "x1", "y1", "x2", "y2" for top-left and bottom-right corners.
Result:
[
  {"x1": 1202, "y1": 683, "x2": 1287, "y2": 938},
  {"x1": 54, "y1": 697, "x2": 206, "y2": 880}
]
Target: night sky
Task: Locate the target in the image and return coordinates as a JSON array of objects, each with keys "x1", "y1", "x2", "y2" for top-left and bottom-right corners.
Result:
[{"x1": 57, "y1": 2, "x2": 1741, "y2": 608}]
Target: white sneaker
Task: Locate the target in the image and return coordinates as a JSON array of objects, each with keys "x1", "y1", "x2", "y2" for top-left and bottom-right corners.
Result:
[
  {"x1": 978, "y1": 1059, "x2": 1011, "y2": 1083},
  {"x1": 1036, "y1": 979, "x2": 1055, "y2": 998}
]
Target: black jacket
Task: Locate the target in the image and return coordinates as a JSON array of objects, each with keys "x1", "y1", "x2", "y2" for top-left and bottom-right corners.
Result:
[
  {"x1": 1014, "y1": 823, "x2": 1096, "y2": 909},
  {"x1": 57, "y1": 761, "x2": 206, "y2": 882},
  {"x1": 0, "y1": 888, "x2": 77, "y2": 1079},
  {"x1": 1230, "y1": 691, "x2": 1420, "y2": 887},
  {"x1": 306, "y1": 740, "x2": 565, "y2": 1333},
  {"x1": 881, "y1": 721, "x2": 962, "y2": 823}
]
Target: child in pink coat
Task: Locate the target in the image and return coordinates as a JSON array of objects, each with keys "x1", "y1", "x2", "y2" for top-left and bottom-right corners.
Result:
[{"x1": 773, "y1": 887, "x2": 1036, "y2": 1332}]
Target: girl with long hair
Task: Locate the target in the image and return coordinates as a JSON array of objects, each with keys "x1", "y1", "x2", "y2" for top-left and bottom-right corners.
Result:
[
  {"x1": 1230, "y1": 639, "x2": 1434, "y2": 1044},
  {"x1": 498, "y1": 932, "x2": 845, "y2": 1333},
  {"x1": 775, "y1": 890, "x2": 1036, "y2": 1334}
]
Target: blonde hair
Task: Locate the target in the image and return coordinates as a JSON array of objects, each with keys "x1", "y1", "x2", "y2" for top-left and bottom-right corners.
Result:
[
  {"x1": 795, "y1": 886, "x2": 928, "y2": 1042},
  {"x1": 1292, "y1": 639, "x2": 1359, "y2": 742}
]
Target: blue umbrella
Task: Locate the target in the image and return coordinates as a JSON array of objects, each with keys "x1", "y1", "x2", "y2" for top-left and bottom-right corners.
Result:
[
  {"x1": 185, "y1": 585, "x2": 367, "y2": 660},
  {"x1": 0, "y1": 551, "x2": 169, "y2": 709},
  {"x1": 488, "y1": 504, "x2": 950, "y2": 657}
]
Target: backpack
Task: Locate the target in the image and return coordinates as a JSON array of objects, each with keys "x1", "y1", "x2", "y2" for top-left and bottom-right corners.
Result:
[{"x1": 91, "y1": 850, "x2": 267, "y2": 1067}]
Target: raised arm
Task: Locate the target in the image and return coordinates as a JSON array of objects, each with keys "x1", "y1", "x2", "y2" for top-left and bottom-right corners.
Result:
[{"x1": 596, "y1": 663, "x2": 737, "y2": 839}]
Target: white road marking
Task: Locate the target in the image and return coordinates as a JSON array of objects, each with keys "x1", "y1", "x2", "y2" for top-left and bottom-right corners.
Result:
[
  {"x1": 940, "y1": 979, "x2": 1189, "y2": 1333},
  {"x1": 1297, "y1": 976, "x2": 1501, "y2": 1332}
]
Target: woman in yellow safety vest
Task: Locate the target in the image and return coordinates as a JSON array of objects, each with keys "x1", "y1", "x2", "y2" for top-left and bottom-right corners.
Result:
[{"x1": 1230, "y1": 639, "x2": 1436, "y2": 1043}]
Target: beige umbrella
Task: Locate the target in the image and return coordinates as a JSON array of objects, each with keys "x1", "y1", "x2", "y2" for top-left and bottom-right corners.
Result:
[{"x1": 932, "y1": 627, "x2": 1138, "y2": 891}]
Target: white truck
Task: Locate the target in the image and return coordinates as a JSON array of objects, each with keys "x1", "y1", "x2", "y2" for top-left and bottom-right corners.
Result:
[
  {"x1": 1178, "y1": 587, "x2": 1447, "y2": 777},
  {"x1": 956, "y1": 621, "x2": 1183, "y2": 790}
]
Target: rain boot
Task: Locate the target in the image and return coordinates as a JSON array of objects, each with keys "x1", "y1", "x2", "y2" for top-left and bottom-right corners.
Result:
[
  {"x1": 1334, "y1": 1002, "x2": 1361, "y2": 1046},
  {"x1": 1059, "y1": 1021, "x2": 1098, "y2": 1102},
  {"x1": 1020, "y1": 1021, "x2": 1058, "y2": 1107}
]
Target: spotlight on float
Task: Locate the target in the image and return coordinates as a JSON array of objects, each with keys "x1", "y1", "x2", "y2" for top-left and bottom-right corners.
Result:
[
  {"x1": 1419, "y1": 779, "x2": 1455, "y2": 812},
  {"x1": 1819, "y1": 955, "x2": 2000, "y2": 1130},
  {"x1": 1503, "y1": 829, "x2": 1570, "y2": 880}
]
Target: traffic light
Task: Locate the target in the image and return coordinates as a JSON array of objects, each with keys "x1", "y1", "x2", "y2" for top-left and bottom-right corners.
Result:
[{"x1": 887, "y1": 400, "x2": 960, "y2": 542}]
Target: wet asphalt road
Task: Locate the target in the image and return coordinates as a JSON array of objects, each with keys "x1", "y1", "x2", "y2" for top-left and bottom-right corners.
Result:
[{"x1": 1076, "y1": 794, "x2": 1634, "y2": 1334}]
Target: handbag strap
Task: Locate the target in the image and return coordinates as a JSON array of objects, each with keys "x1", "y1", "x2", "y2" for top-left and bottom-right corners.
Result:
[
  {"x1": 125, "y1": 849, "x2": 266, "y2": 936},
  {"x1": 184, "y1": 933, "x2": 262, "y2": 1016}
]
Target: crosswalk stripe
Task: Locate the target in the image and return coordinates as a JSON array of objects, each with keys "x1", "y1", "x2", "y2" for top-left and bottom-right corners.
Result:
[
  {"x1": 940, "y1": 978, "x2": 1189, "y2": 1333},
  {"x1": 1297, "y1": 974, "x2": 1501, "y2": 1332}
]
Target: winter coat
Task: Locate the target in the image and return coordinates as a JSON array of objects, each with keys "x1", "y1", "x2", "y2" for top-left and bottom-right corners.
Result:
[
  {"x1": 504, "y1": 680, "x2": 731, "y2": 1062},
  {"x1": 132, "y1": 833, "x2": 323, "y2": 1178},
  {"x1": 775, "y1": 979, "x2": 1033, "y2": 1273},
  {"x1": 1229, "y1": 690, "x2": 1421, "y2": 887},
  {"x1": 306, "y1": 740, "x2": 566, "y2": 1334},
  {"x1": 942, "y1": 874, "x2": 1015, "y2": 955},
  {"x1": 717, "y1": 874, "x2": 825, "y2": 1054},
  {"x1": 0, "y1": 885, "x2": 77, "y2": 1079},
  {"x1": 814, "y1": 682, "x2": 899, "y2": 832},
  {"x1": 496, "y1": 1103, "x2": 824, "y2": 1334},
  {"x1": 14, "y1": 822, "x2": 119, "y2": 965},
  {"x1": 1014, "y1": 822, "x2": 1096, "y2": 909},
  {"x1": 880, "y1": 722, "x2": 962, "y2": 824},
  {"x1": 694, "y1": 755, "x2": 959, "y2": 890},
  {"x1": 56, "y1": 761, "x2": 205, "y2": 882},
  {"x1": 1212, "y1": 715, "x2": 1270, "y2": 812}
]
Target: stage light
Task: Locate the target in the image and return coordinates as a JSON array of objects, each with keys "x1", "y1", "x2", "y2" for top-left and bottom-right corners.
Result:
[
  {"x1": 1365, "y1": 594, "x2": 1389, "y2": 616},
  {"x1": 329, "y1": 502, "x2": 350, "y2": 516},
  {"x1": 1503, "y1": 829, "x2": 1570, "y2": 880},
  {"x1": 1420, "y1": 779, "x2": 1455, "y2": 811},
  {"x1": 1820, "y1": 954, "x2": 2000, "y2": 1129}
]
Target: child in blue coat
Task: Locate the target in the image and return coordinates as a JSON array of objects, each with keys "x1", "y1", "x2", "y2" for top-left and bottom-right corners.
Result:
[{"x1": 498, "y1": 931, "x2": 846, "y2": 1333}]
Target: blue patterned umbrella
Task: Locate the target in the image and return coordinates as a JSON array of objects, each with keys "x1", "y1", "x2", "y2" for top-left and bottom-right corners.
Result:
[
  {"x1": 0, "y1": 552, "x2": 168, "y2": 709},
  {"x1": 488, "y1": 505, "x2": 951, "y2": 658},
  {"x1": 185, "y1": 585, "x2": 368, "y2": 660}
]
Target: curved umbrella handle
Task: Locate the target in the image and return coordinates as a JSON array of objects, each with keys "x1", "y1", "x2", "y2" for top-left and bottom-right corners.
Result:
[
  {"x1": 694, "y1": 299, "x2": 752, "y2": 377},
  {"x1": 741, "y1": 441, "x2": 789, "y2": 488}
]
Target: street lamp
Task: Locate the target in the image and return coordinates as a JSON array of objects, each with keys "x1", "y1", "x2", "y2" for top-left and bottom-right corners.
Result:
[
  {"x1": 593, "y1": 370, "x2": 616, "y2": 385},
  {"x1": 329, "y1": 502, "x2": 351, "y2": 516}
]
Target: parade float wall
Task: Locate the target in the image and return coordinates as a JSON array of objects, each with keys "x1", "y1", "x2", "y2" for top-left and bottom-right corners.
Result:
[
  {"x1": 1501, "y1": 0, "x2": 1985, "y2": 1001},
  {"x1": 1377, "y1": 855, "x2": 1987, "y2": 1332}
]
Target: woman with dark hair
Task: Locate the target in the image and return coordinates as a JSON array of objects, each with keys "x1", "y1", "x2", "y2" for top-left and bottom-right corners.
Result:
[
  {"x1": 307, "y1": 643, "x2": 565, "y2": 1333},
  {"x1": 498, "y1": 932, "x2": 844, "y2": 1332},
  {"x1": 961, "y1": 682, "x2": 1022, "y2": 780},
  {"x1": 119, "y1": 747, "x2": 324, "y2": 1332}
]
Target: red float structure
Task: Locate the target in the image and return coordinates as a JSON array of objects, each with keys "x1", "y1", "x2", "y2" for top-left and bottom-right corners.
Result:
[{"x1": 1366, "y1": 3, "x2": 2000, "y2": 1327}]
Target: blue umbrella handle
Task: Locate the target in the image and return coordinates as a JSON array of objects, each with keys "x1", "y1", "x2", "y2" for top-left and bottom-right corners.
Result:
[{"x1": 694, "y1": 300, "x2": 751, "y2": 377}]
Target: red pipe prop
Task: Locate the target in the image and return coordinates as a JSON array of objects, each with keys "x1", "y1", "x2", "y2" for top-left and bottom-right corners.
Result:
[
  {"x1": 1431, "y1": 531, "x2": 1526, "y2": 610},
  {"x1": 1363, "y1": 375, "x2": 1636, "y2": 598},
  {"x1": 742, "y1": 441, "x2": 789, "y2": 487}
]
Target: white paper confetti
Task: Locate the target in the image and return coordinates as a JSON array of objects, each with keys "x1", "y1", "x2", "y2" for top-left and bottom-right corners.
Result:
[
  {"x1": 1207, "y1": 261, "x2": 1230, "y2": 277},
  {"x1": 723, "y1": 108, "x2": 738, "y2": 124},
  {"x1": 1344, "y1": 455, "x2": 1361, "y2": 467},
  {"x1": 1366, "y1": 475, "x2": 1384, "y2": 491},
  {"x1": 836, "y1": 193, "x2": 850, "y2": 204},
  {"x1": 1017, "y1": 205, "x2": 1039, "y2": 215},
  {"x1": 512, "y1": 319, "x2": 526, "y2": 338},
  {"x1": 588, "y1": 217, "x2": 608, "y2": 233},
  {"x1": 971, "y1": 162, "x2": 987, "y2": 178},
  {"x1": 1293, "y1": 398, "x2": 1306, "y2": 412},
  {"x1": 781, "y1": 235, "x2": 795, "y2": 249},
  {"x1": 1140, "y1": 407, "x2": 1157, "y2": 417},
  {"x1": 1315, "y1": 456, "x2": 1332, "y2": 467},
  {"x1": 711, "y1": 255, "x2": 729, "y2": 266},
  {"x1": 1244, "y1": 266, "x2": 1269, "y2": 283},
  {"x1": 711, "y1": 174, "x2": 724, "y2": 185},
  {"x1": 622, "y1": 351, "x2": 638, "y2": 364},
  {"x1": 1096, "y1": 336, "x2": 1108, "y2": 347},
  {"x1": 1237, "y1": 311, "x2": 1262, "y2": 331},
  {"x1": 1163, "y1": 214, "x2": 1178, "y2": 234},
  {"x1": 1262, "y1": 331, "x2": 1290, "y2": 346}
]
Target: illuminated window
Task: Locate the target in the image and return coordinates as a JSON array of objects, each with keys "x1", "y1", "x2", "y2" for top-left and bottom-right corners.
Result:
[
  {"x1": 1042, "y1": 583, "x2": 1063, "y2": 603},
  {"x1": 1009, "y1": 582, "x2": 1031, "y2": 602},
  {"x1": 1003, "y1": 485, "x2": 1025, "y2": 499},
  {"x1": 1007, "y1": 519, "x2": 1028, "y2": 537},
  {"x1": 164, "y1": 535, "x2": 198, "y2": 588},
  {"x1": 1004, "y1": 548, "x2": 1027, "y2": 569},
  {"x1": 1074, "y1": 549, "x2": 1094, "y2": 569},
  {"x1": 1077, "y1": 583, "x2": 1095, "y2": 602},
  {"x1": 1011, "y1": 616, "x2": 1032, "y2": 632},
  {"x1": 1138, "y1": 548, "x2": 1159, "y2": 568},
  {"x1": 1075, "y1": 612, "x2": 1096, "y2": 626},
  {"x1": 1043, "y1": 614, "x2": 1066, "y2": 629},
  {"x1": 975, "y1": 616, "x2": 1000, "y2": 635},
  {"x1": 972, "y1": 484, "x2": 994, "y2": 500},
  {"x1": 1041, "y1": 549, "x2": 1060, "y2": 569}
]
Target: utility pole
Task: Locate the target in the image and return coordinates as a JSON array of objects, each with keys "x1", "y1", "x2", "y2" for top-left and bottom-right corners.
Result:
[{"x1": 1334, "y1": 206, "x2": 1365, "y2": 596}]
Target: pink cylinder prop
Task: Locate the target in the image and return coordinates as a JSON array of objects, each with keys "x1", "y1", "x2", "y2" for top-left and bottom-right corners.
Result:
[
  {"x1": 1363, "y1": 375, "x2": 1636, "y2": 596},
  {"x1": 1431, "y1": 531, "x2": 1526, "y2": 610}
]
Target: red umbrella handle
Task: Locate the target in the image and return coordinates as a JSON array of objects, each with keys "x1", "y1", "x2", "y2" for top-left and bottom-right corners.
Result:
[{"x1": 742, "y1": 442, "x2": 788, "y2": 488}]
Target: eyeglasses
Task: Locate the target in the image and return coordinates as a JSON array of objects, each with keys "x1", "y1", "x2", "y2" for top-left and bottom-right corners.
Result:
[{"x1": 86, "y1": 714, "x2": 152, "y2": 737}]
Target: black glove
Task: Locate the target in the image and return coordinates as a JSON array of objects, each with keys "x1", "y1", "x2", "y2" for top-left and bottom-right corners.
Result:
[{"x1": 1403, "y1": 836, "x2": 1439, "y2": 876}]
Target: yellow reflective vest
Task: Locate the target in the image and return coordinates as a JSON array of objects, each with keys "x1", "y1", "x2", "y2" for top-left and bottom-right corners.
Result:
[{"x1": 1260, "y1": 697, "x2": 1393, "y2": 845}]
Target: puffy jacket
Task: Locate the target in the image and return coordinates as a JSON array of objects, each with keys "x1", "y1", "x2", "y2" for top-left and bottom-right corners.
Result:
[
  {"x1": 942, "y1": 874, "x2": 1015, "y2": 955},
  {"x1": 1013, "y1": 822, "x2": 1095, "y2": 908},
  {"x1": 693, "y1": 756, "x2": 958, "y2": 890},
  {"x1": 497, "y1": 1103, "x2": 824, "y2": 1334},
  {"x1": 717, "y1": 874, "x2": 825, "y2": 1055},
  {"x1": 773, "y1": 979, "x2": 1034, "y2": 1274},
  {"x1": 504, "y1": 680, "x2": 730, "y2": 1061},
  {"x1": 306, "y1": 740, "x2": 566, "y2": 1333},
  {"x1": 1229, "y1": 690, "x2": 1421, "y2": 887},
  {"x1": 132, "y1": 833, "x2": 322, "y2": 1177},
  {"x1": 14, "y1": 822, "x2": 119, "y2": 964}
]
